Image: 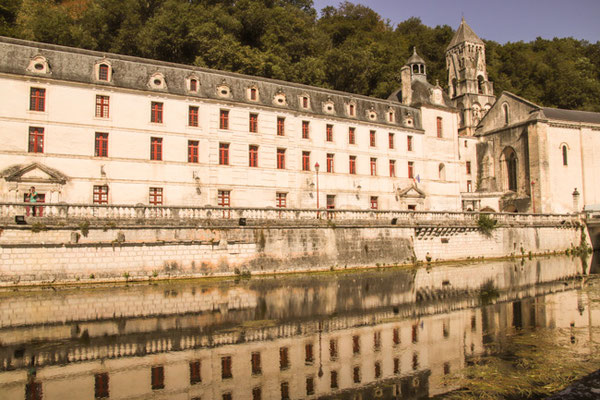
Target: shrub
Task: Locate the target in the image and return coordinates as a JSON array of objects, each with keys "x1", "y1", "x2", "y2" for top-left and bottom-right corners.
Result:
[{"x1": 477, "y1": 214, "x2": 497, "y2": 236}]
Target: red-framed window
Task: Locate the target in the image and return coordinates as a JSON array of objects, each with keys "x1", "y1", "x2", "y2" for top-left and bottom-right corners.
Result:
[
  {"x1": 93, "y1": 185, "x2": 109, "y2": 204},
  {"x1": 25, "y1": 382, "x2": 42, "y2": 400},
  {"x1": 95, "y1": 373, "x2": 109, "y2": 399},
  {"x1": 219, "y1": 143, "x2": 229, "y2": 165},
  {"x1": 305, "y1": 343, "x2": 314, "y2": 364},
  {"x1": 218, "y1": 191, "x2": 231, "y2": 218},
  {"x1": 301, "y1": 121, "x2": 309, "y2": 139},
  {"x1": 466, "y1": 161, "x2": 472, "y2": 174},
  {"x1": 149, "y1": 187, "x2": 163, "y2": 205},
  {"x1": 302, "y1": 151, "x2": 310, "y2": 171},
  {"x1": 467, "y1": 180, "x2": 472, "y2": 192},
  {"x1": 389, "y1": 111, "x2": 395, "y2": 122},
  {"x1": 189, "y1": 78, "x2": 197, "y2": 92},
  {"x1": 249, "y1": 113, "x2": 258, "y2": 133},
  {"x1": 281, "y1": 382, "x2": 290, "y2": 400},
  {"x1": 326, "y1": 153, "x2": 334, "y2": 173},
  {"x1": 251, "y1": 352, "x2": 262, "y2": 375},
  {"x1": 348, "y1": 127, "x2": 355, "y2": 144},
  {"x1": 189, "y1": 106, "x2": 199, "y2": 127},
  {"x1": 279, "y1": 346, "x2": 289, "y2": 369},
  {"x1": 408, "y1": 161, "x2": 414, "y2": 179},
  {"x1": 393, "y1": 328, "x2": 400, "y2": 345},
  {"x1": 28, "y1": 127, "x2": 44, "y2": 153},
  {"x1": 276, "y1": 192, "x2": 287, "y2": 208},
  {"x1": 369, "y1": 130, "x2": 376, "y2": 147},
  {"x1": 151, "y1": 366, "x2": 164, "y2": 390},
  {"x1": 249, "y1": 145, "x2": 258, "y2": 167},
  {"x1": 188, "y1": 140, "x2": 199, "y2": 163},
  {"x1": 349, "y1": 155, "x2": 356, "y2": 174},
  {"x1": 151, "y1": 102, "x2": 163, "y2": 123},
  {"x1": 389, "y1": 160, "x2": 396, "y2": 177},
  {"x1": 95, "y1": 132, "x2": 108, "y2": 157},
  {"x1": 220, "y1": 109, "x2": 229, "y2": 129},
  {"x1": 326, "y1": 124, "x2": 333, "y2": 142},
  {"x1": 30, "y1": 88, "x2": 45, "y2": 111},
  {"x1": 189, "y1": 360, "x2": 201, "y2": 385},
  {"x1": 389, "y1": 132, "x2": 394, "y2": 149},
  {"x1": 437, "y1": 116, "x2": 443, "y2": 138},
  {"x1": 277, "y1": 148, "x2": 285, "y2": 169},
  {"x1": 407, "y1": 135, "x2": 413, "y2": 151},
  {"x1": 370, "y1": 158, "x2": 377, "y2": 176},
  {"x1": 150, "y1": 137, "x2": 162, "y2": 161},
  {"x1": 95, "y1": 95, "x2": 109, "y2": 118},
  {"x1": 370, "y1": 196, "x2": 378, "y2": 210},
  {"x1": 277, "y1": 117, "x2": 285, "y2": 136},
  {"x1": 98, "y1": 64, "x2": 109, "y2": 81},
  {"x1": 352, "y1": 335, "x2": 360, "y2": 354},
  {"x1": 349, "y1": 104, "x2": 355, "y2": 116},
  {"x1": 327, "y1": 195, "x2": 335, "y2": 209},
  {"x1": 250, "y1": 87, "x2": 257, "y2": 100},
  {"x1": 302, "y1": 96, "x2": 308, "y2": 108}
]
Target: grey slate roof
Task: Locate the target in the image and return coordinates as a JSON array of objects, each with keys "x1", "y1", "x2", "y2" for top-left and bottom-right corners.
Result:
[
  {"x1": 446, "y1": 18, "x2": 484, "y2": 50},
  {"x1": 0, "y1": 36, "x2": 423, "y2": 131},
  {"x1": 406, "y1": 47, "x2": 425, "y2": 65},
  {"x1": 541, "y1": 108, "x2": 600, "y2": 124}
]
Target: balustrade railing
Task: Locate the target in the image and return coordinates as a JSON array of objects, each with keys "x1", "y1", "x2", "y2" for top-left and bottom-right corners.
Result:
[{"x1": 0, "y1": 202, "x2": 580, "y2": 226}]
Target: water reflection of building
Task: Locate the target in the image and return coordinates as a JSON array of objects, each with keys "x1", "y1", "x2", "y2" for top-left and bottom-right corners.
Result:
[{"x1": 0, "y1": 257, "x2": 595, "y2": 400}]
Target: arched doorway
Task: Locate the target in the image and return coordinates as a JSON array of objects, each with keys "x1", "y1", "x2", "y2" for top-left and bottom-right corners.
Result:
[{"x1": 501, "y1": 147, "x2": 518, "y2": 192}]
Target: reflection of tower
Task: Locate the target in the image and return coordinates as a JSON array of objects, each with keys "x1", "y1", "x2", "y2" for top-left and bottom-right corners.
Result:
[{"x1": 446, "y1": 18, "x2": 496, "y2": 135}]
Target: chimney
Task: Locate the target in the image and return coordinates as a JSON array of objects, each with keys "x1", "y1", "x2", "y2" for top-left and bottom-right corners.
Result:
[{"x1": 401, "y1": 65, "x2": 412, "y2": 105}]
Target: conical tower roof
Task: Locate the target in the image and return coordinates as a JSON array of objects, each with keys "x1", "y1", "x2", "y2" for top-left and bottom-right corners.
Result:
[
  {"x1": 406, "y1": 47, "x2": 425, "y2": 65},
  {"x1": 446, "y1": 17, "x2": 483, "y2": 50}
]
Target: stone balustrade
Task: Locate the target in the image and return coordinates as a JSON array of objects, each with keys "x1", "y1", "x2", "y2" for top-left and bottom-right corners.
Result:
[{"x1": 0, "y1": 202, "x2": 579, "y2": 226}]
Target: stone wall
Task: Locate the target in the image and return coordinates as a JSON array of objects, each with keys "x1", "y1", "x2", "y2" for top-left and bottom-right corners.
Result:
[{"x1": 0, "y1": 221, "x2": 586, "y2": 285}]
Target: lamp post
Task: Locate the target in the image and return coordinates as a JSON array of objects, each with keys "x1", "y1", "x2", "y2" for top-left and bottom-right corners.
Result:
[{"x1": 315, "y1": 162, "x2": 320, "y2": 218}]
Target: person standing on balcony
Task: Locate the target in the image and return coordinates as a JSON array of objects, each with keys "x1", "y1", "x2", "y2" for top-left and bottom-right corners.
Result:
[{"x1": 28, "y1": 186, "x2": 38, "y2": 217}]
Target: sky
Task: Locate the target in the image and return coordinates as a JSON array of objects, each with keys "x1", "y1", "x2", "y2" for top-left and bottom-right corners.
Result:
[{"x1": 312, "y1": 0, "x2": 600, "y2": 44}]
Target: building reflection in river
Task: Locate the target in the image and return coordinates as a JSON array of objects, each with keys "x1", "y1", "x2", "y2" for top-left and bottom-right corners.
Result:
[{"x1": 0, "y1": 255, "x2": 596, "y2": 400}]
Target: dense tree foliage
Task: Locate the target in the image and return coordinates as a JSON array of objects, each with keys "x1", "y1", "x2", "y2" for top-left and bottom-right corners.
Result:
[{"x1": 3, "y1": 0, "x2": 600, "y2": 111}]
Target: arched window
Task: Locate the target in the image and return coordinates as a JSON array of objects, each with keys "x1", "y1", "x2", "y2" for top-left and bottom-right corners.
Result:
[
  {"x1": 452, "y1": 78, "x2": 458, "y2": 97},
  {"x1": 502, "y1": 147, "x2": 518, "y2": 192},
  {"x1": 413, "y1": 65, "x2": 419, "y2": 74},
  {"x1": 502, "y1": 103, "x2": 509, "y2": 125},
  {"x1": 438, "y1": 163, "x2": 446, "y2": 180},
  {"x1": 562, "y1": 145, "x2": 568, "y2": 166},
  {"x1": 477, "y1": 76, "x2": 484, "y2": 94}
]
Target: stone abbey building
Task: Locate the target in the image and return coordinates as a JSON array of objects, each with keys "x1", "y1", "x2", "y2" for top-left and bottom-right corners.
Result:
[{"x1": 0, "y1": 19, "x2": 598, "y2": 214}]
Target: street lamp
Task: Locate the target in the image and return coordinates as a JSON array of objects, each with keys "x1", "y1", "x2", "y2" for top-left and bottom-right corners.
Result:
[{"x1": 315, "y1": 162, "x2": 320, "y2": 218}]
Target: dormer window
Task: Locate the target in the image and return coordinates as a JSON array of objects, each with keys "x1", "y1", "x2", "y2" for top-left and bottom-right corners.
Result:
[
  {"x1": 186, "y1": 75, "x2": 200, "y2": 93},
  {"x1": 98, "y1": 64, "x2": 109, "y2": 81},
  {"x1": 300, "y1": 94, "x2": 310, "y2": 109},
  {"x1": 190, "y1": 79, "x2": 197, "y2": 92},
  {"x1": 349, "y1": 104, "x2": 355, "y2": 116},
  {"x1": 148, "y1": 73, "x2": 166, "y2": 90},
  {"x1": 94, "y1": 60, "x2": 112, "y2": 82},
  {"x1": 249, "y1": 87, "x2": 258, "y2": 101},
  {"x1": 27, "y1": 55, "x2": 50, "y2": 75},
  {"x1": 388, "y1": 110, "x2": 395, "y2": 123},
  {"x1": 273, "y1": 92, "x2": 287, "y2": 106},
  {"x1": 217, "y1": 83, "x2": 231, "y2": 98},
  {"x1": 323, "y1": 99, "x2": 335, "y2": 114}
]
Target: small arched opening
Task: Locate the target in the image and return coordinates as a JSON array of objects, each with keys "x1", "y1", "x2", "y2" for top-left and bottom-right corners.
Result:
[
  {"x1": 438, "y1": 163, "x2": 446, "y2": 181},
  {"x1": 477, "y1": 75, "x2": 484, "y2": 94},
  {"x1": 452, "y1": 78, "x2": 458, "y2": 97},
  {"x1": 561, "y1": 144, "x2": 568, "y2": 166},
  {"x1": 502, "y1": 103, "x2": 510, "y2": 125}
]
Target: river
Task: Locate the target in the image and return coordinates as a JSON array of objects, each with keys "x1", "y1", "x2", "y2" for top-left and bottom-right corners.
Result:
[{"x1": 0, "y1": 253, "x2": 599, "y2": 399}]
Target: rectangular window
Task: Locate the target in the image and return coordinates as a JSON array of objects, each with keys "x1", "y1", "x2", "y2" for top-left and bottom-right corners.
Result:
[
  {"x1": 370, "y1": 130, "x2": 376, "y2": 147},
  {"x1": 223, "y1": 393, "x2": 232, "y2": 400},
  {"x1": 95, "y1": 132, "x2": 108, "y2": 157},
  {"x1": 408, "y1": 161, "x2": 414, "y2": 179},
  {"x1": 188, "y1": 140, "x2": 199, "y2": 163},
  {"x1": 353, "y1": 366, "x2": 361, "y2": 383},
  {"x1": 219, "y1": 109, "x2": 229, "y2": 130},
  {"x1": 277, "y1": 117, "x2": 285, "y2": 136},
  {"x1": 249, "y1": 145, "x2": 258, "y2": 167},
  {"x1": 251, "y1": 352, "x2": 262, "y2": 375},
  {"x1": 329, "y1": 339, "x2": 338, "y2": 360},
  {"x1": 189, "y1": 106, "x2": 199, "y2": 127},
  {"x1": 250, "y1": 87, "x2": 257, "y2": 100},
  {"x1": 370, "y1": 157, "x2": 377, "y2": 176},
  {"x1": 467, "y1": 180, "x2": 472, "y2": 192},
  {"x1": 437, "y1": 116, "x2": 443, "y2": 138},
  {"x1": 349, "y1": 127, "x2": 355, "y2": 144},
  {"x1": 219, "y1": 143, "x2": 230, "y2": 165},
  {"x1": 277, "y1": 148, "x2": 286, "y2": 169},
  {"x1": 306, "y1": 377, "x2": 314, "y2": 396},
  {"x1": 327, "y1": 153, "x2": 334, "y2": 173},
  {"x1": 95, "y1": 373, "x2": 109, "y2": 399},
  {"x1": 394, "y1": 358, "x2": 400, "y2": 374},
  {"x1": 330, "y1": 370, "x2": 338, "y2": 389},
  {"x1": 393, "y1": 328, "x2": 400, "y2": 345},
  {"x1": 389, "y1": 160, "x2": 396, "y2": 177},
  {"x1": 218, "y1": 190, "x2": 231, "y2": 218},
  {"x1": 302, "y1": 96, "x2": 309, "y2": 108},
  {"x1": 252, "y1": 387, "x2": 261, "y2": 400},
  {"x1": 327, "y1": 195, "x2": 335, "y2": 210},
  {"x1": 279, "y1": 346, "x2": 289, "y2": 369},
  {"x1": 28, "y1": 127, "x2": 44, "y2": 153},
  {"x1": 349, "y1": 155, "x2": 356, "y2": 174},
  {"x1": 30, "y1": 88, "x2": 45, "y2": 111},
  {"x1": 349, "y1": 104, "x2": 355, "y2": 116},
  {"x1": 302, "y1": 121, "x2": 309, "y2": 139},
  {"x1": 93, "y1": 185, "x2": 108, "y2": 204},
  {"x1": 374, "y1": 331, "x2": 381, "y2": 350},
  {"x1": 98, "y1": 64, "x2": 109, "y2": 81},
  {"x1": 407, "y1": 135, "x2": 413, "y2": 151},
  {"x1": 305, "y1": 343, "x2": 314, "y2": 364},
  {"x1": 150, "y1": 137, "x2": 162, "y2": 161},
  {"x1": 95, "y1": 95, "x2": 109, "y2": 118},
  {"x1": 412, "y1": 324, "x2": 418, "y2": 343},
  {"x1": 151, "y1": 102, "x2": 163, "y2": 123},
  {"x1": 276, "y1": 192, "x2": 287, "y2": 208},
  {"x1": 190, "y1": 79, "x2": 197, "y2": 92},
  {"x1": 389, "y1": 132, "x2": 394, "y2": 149},
  {"x1": 281, "y1": 382, "x2": 290, "y2": 400},
  {"x1": 302, "y1": 151, "x2": 310, "y2": 171},
  {"x1": 190, "y1": 360, "x2": 201, "y2": 385},
  {"x1": 466, "y1": 161, "x2": 472, "y2": 175},
  {"x1": 249, "y1": 113, "x2": 258, "y2": 133},
  {"x1": 389, "y1": 111, "x2": 395, "y2": 122},
  {"x1": 151, "y1": 366, "x2": 164, "y2": 390},
  {"x1": 352, "y1": 335, "x2": 360, "y2": 354},
  {"x1": 370, "y1": 196, "x2": 378, "y2": 210},
  {"x1": 375, "y1": 361, "x2": 381, "y2": 378},
  {"x1": 326, "y1": 124, "x2": 333, "y2": 142},
  {"x1": 149, "y1": 187, "x2": 163, "y2": 205},
  {"x1": 221, "y1": 356, "x2": 232, "y2": 379}
]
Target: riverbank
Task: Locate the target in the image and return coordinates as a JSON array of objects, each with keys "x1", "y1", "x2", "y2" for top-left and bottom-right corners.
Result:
[{"x1": 546, "y1": 369, "x2": 600, "y2": 399}]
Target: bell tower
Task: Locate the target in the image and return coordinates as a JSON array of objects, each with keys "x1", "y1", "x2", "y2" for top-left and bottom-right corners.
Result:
[{"x1": 446, "y1": 18, "x2": 496, "y2": 135}]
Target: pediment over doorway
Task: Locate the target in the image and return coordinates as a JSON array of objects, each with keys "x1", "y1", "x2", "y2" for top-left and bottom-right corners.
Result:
[
  {"x1": 397, "y1": 184, "x2": 426, "y2": 199},
  {"x1": 0, "y1": 163, "x2": 69, "y2": 184}
]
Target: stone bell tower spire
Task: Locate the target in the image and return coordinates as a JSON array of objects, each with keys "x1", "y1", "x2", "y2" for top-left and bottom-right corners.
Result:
[{"x1": 446, "y1": 18, "x2": 496, "y2": 135}]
